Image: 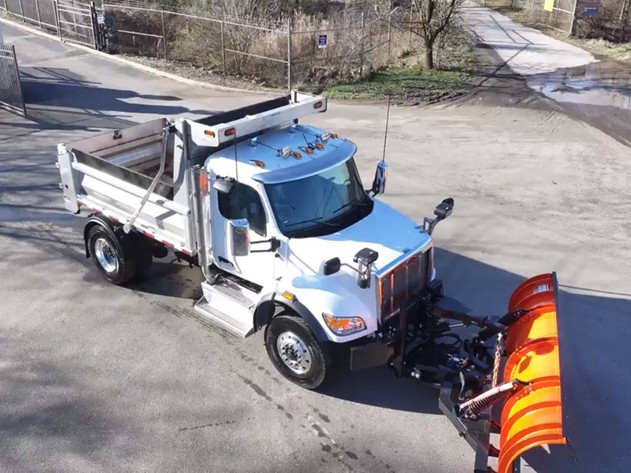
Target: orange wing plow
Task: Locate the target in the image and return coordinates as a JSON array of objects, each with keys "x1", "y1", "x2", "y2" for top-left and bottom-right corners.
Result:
[
  {"x1": 497, "y1": 272, "x2": 567, "y2": 473},
  {"x1": 433, "y1": 272, "x2": 567, "y2": 473}
]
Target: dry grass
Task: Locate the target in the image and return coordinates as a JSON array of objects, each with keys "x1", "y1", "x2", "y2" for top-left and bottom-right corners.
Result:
[{"x1": 104, "y1": 1, "x2": 420, "y2": 88}]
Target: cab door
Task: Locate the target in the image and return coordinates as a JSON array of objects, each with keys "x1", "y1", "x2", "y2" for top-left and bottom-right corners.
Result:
[{"x1": 210, "y1": 177, "x2": 280, "y2": 290}]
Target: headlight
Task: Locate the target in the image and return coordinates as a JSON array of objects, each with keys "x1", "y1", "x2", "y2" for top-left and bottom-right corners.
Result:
[{"x1": 322, "y1": 313, "x2": 366, "y2": 336}]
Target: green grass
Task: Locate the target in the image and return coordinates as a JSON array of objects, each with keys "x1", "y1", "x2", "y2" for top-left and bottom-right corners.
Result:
[
  {"x1": 321, "y1": 44, "x2": 479, "y2": 102},
  {"x1": 322, "y1": 68, "x2": 474, "y2": 101}
]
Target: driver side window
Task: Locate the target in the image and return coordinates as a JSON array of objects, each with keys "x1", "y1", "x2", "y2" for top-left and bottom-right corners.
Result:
[{"x1": 218, "y1": 182, "x2": 267, "y2": 237}]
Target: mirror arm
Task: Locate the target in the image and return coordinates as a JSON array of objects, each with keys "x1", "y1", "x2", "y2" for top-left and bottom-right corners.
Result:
[
  {"x1": 423, "y1": 216, "x2": 444, "y2": 235},
  {"x1": 249, "y1": 237, "x2": 280, "y2": 253},
  {"x1": 341, "y1": 262, "x2": 364, "y2": 275}
]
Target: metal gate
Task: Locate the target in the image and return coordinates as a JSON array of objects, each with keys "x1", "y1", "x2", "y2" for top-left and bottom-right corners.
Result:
[
  {"x1": 0, "y1": 43, "x2": 26, "y2": 116},
  {"x1": 56, "y1": 0, "x2": 97, "y2": 48}
]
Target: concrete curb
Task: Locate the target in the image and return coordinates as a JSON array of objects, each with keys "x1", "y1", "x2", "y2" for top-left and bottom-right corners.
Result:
[{"x1": 0, "y1": 15, "x2": 275, "y2": 96}]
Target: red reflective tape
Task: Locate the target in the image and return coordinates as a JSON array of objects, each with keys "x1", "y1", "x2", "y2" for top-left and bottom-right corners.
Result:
[
  {"x1": 143, "y1": 231, "x2": 154, "y2": 239},
  {"x1": 180, "y1": 249, "x2": 192, "y2": 256},
  {"x1": 162, "y1": 240, "x2": 174, "y2": 248},
  {"x1": 109, "y1": 214, "x2": 119, "y2": 223}
]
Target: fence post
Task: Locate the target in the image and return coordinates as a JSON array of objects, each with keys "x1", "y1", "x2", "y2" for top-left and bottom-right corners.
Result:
[
  {"x1": 387, "y1": 0, "x2": 393, "y2": 62},
  {"x1": 54, "y1": 0, "x2": 62, "y2": 40},
  {"x1": 90, "y1": 2, "x2": 98, "y2": 49},
  {"x1": 161, "y1": 10, "x2": 167, "y2": 60},
  {"x1": 359, "y1": 10, "x2": 365, "y2": 78},
  {"x1": 35, "y1": 0, "x2": 42, "y2": 26},
  {"x1": 18, "y1": 0, "x2": 24, "y2": 21},
  {"x1": 621, "y1": 0, "x2": 630, "y2": 21},
  {"x1": 569, "y1": 0, "x2": 578, "y2": 35},
  {"x1": 408, "y1": 2, "x2": 413, "y2": 49},
  {"x1": 11, "y1": 45, "x2": 27, "y2": 117},
  {"x1": 287, "y1": 16, "x2": 292, "y2": 91},
  {"x1": 220, "y1": 19, "x2": 226, "y2": 79}
]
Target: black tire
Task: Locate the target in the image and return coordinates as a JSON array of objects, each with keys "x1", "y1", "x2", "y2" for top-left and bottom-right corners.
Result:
[
  {"x1": 265, "y1": 313, "x2": 331, "y2": 390},
  {"x1": 87, "y1": 225, "x2": 137, "y2": 286}
]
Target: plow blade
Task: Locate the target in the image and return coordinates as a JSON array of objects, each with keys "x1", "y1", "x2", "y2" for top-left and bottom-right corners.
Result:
[{"x1": 497, "y1": 272, "x2": 567, "y2": 472}]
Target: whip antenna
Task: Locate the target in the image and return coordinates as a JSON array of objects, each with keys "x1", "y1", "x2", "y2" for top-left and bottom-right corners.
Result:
[
  {"x1": 371, "y1": 94, "x2": 390, "y2": 196},
  {"x1": 381, "y1": 94, "x2": 391, "y2": 163}
]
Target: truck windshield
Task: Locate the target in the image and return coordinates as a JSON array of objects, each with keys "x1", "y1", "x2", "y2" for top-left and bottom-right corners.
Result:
[{"x1": 265, "y1": 157, "x2": 372, "y2": 238}]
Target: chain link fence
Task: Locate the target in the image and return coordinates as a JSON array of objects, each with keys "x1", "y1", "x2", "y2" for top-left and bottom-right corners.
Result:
[
  {"x1": 1, "y1": 0, "x2": 60, "y2": 33},
  {"x1": 98, "y1": 0, "x2": 408, "y2": 89},
  {"x1": 482, "y1": 0, "x2": 578, "y2": 34},
  {"x1": 0, "y1": 43, "x2": 26, "y2": 115},
  {"x1": 483, "y1": 0, "x2": 631, "y2": 38}
]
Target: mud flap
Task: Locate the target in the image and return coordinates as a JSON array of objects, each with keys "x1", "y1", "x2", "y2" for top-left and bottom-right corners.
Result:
[{"x1": 496, "y1": 272, "x2": 567, "y2": 473}]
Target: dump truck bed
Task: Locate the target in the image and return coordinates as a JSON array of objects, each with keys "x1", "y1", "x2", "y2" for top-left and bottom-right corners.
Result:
[{"x1": 57, "y1": 117, "x2": 197, "y2": 255}]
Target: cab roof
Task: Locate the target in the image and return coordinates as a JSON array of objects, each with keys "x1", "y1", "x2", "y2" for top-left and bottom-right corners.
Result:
[{"x1": 205, "y1": 124, "x2": 357, "y2": 185}]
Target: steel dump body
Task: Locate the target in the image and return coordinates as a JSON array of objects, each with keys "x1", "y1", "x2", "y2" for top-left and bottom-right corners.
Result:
[{"x1": 57, "y1": 117, "x2": 197, "y2": 254}]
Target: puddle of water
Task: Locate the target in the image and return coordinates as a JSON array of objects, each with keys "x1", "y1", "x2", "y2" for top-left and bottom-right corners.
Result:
[{"x1": 527, "y1": 60, "x2": 631, "y2": 110}]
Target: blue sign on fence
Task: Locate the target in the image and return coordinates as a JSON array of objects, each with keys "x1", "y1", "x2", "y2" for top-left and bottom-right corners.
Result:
[
  {"x1": 583, "y1": 1, "x2": 600, "y2": 15},
  {"x1": 318, "y1": 34, "x2": 328, "y2": 49}
]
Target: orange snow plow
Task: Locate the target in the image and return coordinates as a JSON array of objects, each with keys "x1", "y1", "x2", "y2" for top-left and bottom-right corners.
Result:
[
  {"x1": 391, "y1": 272, "x2": 567, "y2": 472},
  {"x1": 497, "y1": 273, "x2": 566, "y2": 473}
]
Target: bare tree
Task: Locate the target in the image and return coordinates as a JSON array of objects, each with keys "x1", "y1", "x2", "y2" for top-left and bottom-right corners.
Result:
[{"x1": 408, "y1": 0, "x2": 463, "y2": 69}]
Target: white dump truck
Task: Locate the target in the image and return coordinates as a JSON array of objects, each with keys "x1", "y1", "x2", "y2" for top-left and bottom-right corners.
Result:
[
  {"x1": 57, "y1": 91, "x2": 571, "y2": 472},
  {"x1": 56, "y1": 91, "x2": 455, "y2": 389}
]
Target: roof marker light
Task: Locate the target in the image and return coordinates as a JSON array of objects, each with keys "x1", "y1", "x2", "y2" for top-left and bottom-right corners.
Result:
[
  {"x1": 292, "y1": 151, "x2": 302, "y2": 159},
  {"x1": 224, "y1": 127, "x2": 236, "y2": 137},
  {"x1": 249, "y1": 160, "x2": 266, "y2": 168},
  {"x1": 314, "y1": 101, "x2": 324, "y2": 109},
  {"x1": 315, "y1": 143, "x2": 325, "y2": 150},
  {"x1": 204, "y1": 130, "x2": 216, "y2": 138}
]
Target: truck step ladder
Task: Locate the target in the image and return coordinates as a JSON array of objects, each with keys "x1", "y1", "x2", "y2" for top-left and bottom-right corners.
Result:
[{"x1": 194, "y1": 279, "x2": 258, "y2": 337}]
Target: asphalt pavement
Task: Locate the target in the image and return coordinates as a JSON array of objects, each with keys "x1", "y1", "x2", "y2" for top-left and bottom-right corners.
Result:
[{"x1": 1, "y1": 16, "x2": 631, "y2": 473}]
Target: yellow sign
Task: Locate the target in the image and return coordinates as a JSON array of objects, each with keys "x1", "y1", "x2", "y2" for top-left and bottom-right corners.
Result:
[{"x1": 544, "y1": 0, "x2": 555, "y2": 11}]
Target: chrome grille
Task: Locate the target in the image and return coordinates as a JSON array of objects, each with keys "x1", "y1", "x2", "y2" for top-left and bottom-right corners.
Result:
[{"x1": 378, "y1": 249, "x2": 430, "y2": 324}]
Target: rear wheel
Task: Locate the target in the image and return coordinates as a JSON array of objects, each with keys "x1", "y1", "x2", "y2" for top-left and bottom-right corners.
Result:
[
  {"x1": 265, "y1": 313, "x2": 330, "y2": 390},
  {"x1": 87, "y1": 225, "x2": 137, "y2": 286}
]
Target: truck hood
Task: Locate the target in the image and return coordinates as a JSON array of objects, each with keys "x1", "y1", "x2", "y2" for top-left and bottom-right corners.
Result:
[{"x1": 287, "y1": 199, "x2": 432, "y2": 276}]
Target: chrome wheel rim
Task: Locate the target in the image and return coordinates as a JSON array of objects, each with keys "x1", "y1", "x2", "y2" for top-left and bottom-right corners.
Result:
[
  {"x1": 277, "y1": 331, "x2": 312, "y2": 375},
  {"x1": 94, "y1": 237, "x2": 119, "y2": 274}
]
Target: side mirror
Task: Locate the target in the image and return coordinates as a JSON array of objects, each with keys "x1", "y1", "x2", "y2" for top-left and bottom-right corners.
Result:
[
  {"x1": 434, "y1": 197, "x2": 454, "y2": 220},
  {"x1": 323, "y1": 257, "x2": 341, "y2": 276},
  {"x1": 228, "y1": 218, "x2": 250, "y2": 257},
  {"x1": 370, "y1": 160, "x2": 388, "y2": 196}
]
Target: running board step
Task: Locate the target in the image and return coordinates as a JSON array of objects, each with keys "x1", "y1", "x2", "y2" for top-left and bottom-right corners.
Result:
[
  {"x1": 194, "y1": 299, "x2": 254, "y2": 338},
  {"x1": 194, "y1": 280, "x2": 258, "y2": 338}
]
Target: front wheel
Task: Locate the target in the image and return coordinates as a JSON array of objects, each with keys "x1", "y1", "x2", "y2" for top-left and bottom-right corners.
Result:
[{"x1": 265, "y1": 314, "x2": 330, "y2": 390}]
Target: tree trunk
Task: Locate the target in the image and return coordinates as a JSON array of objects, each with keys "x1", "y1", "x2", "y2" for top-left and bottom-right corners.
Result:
[{"x1": 425, "y1": 40, "x2": 434, "y2": 69}]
